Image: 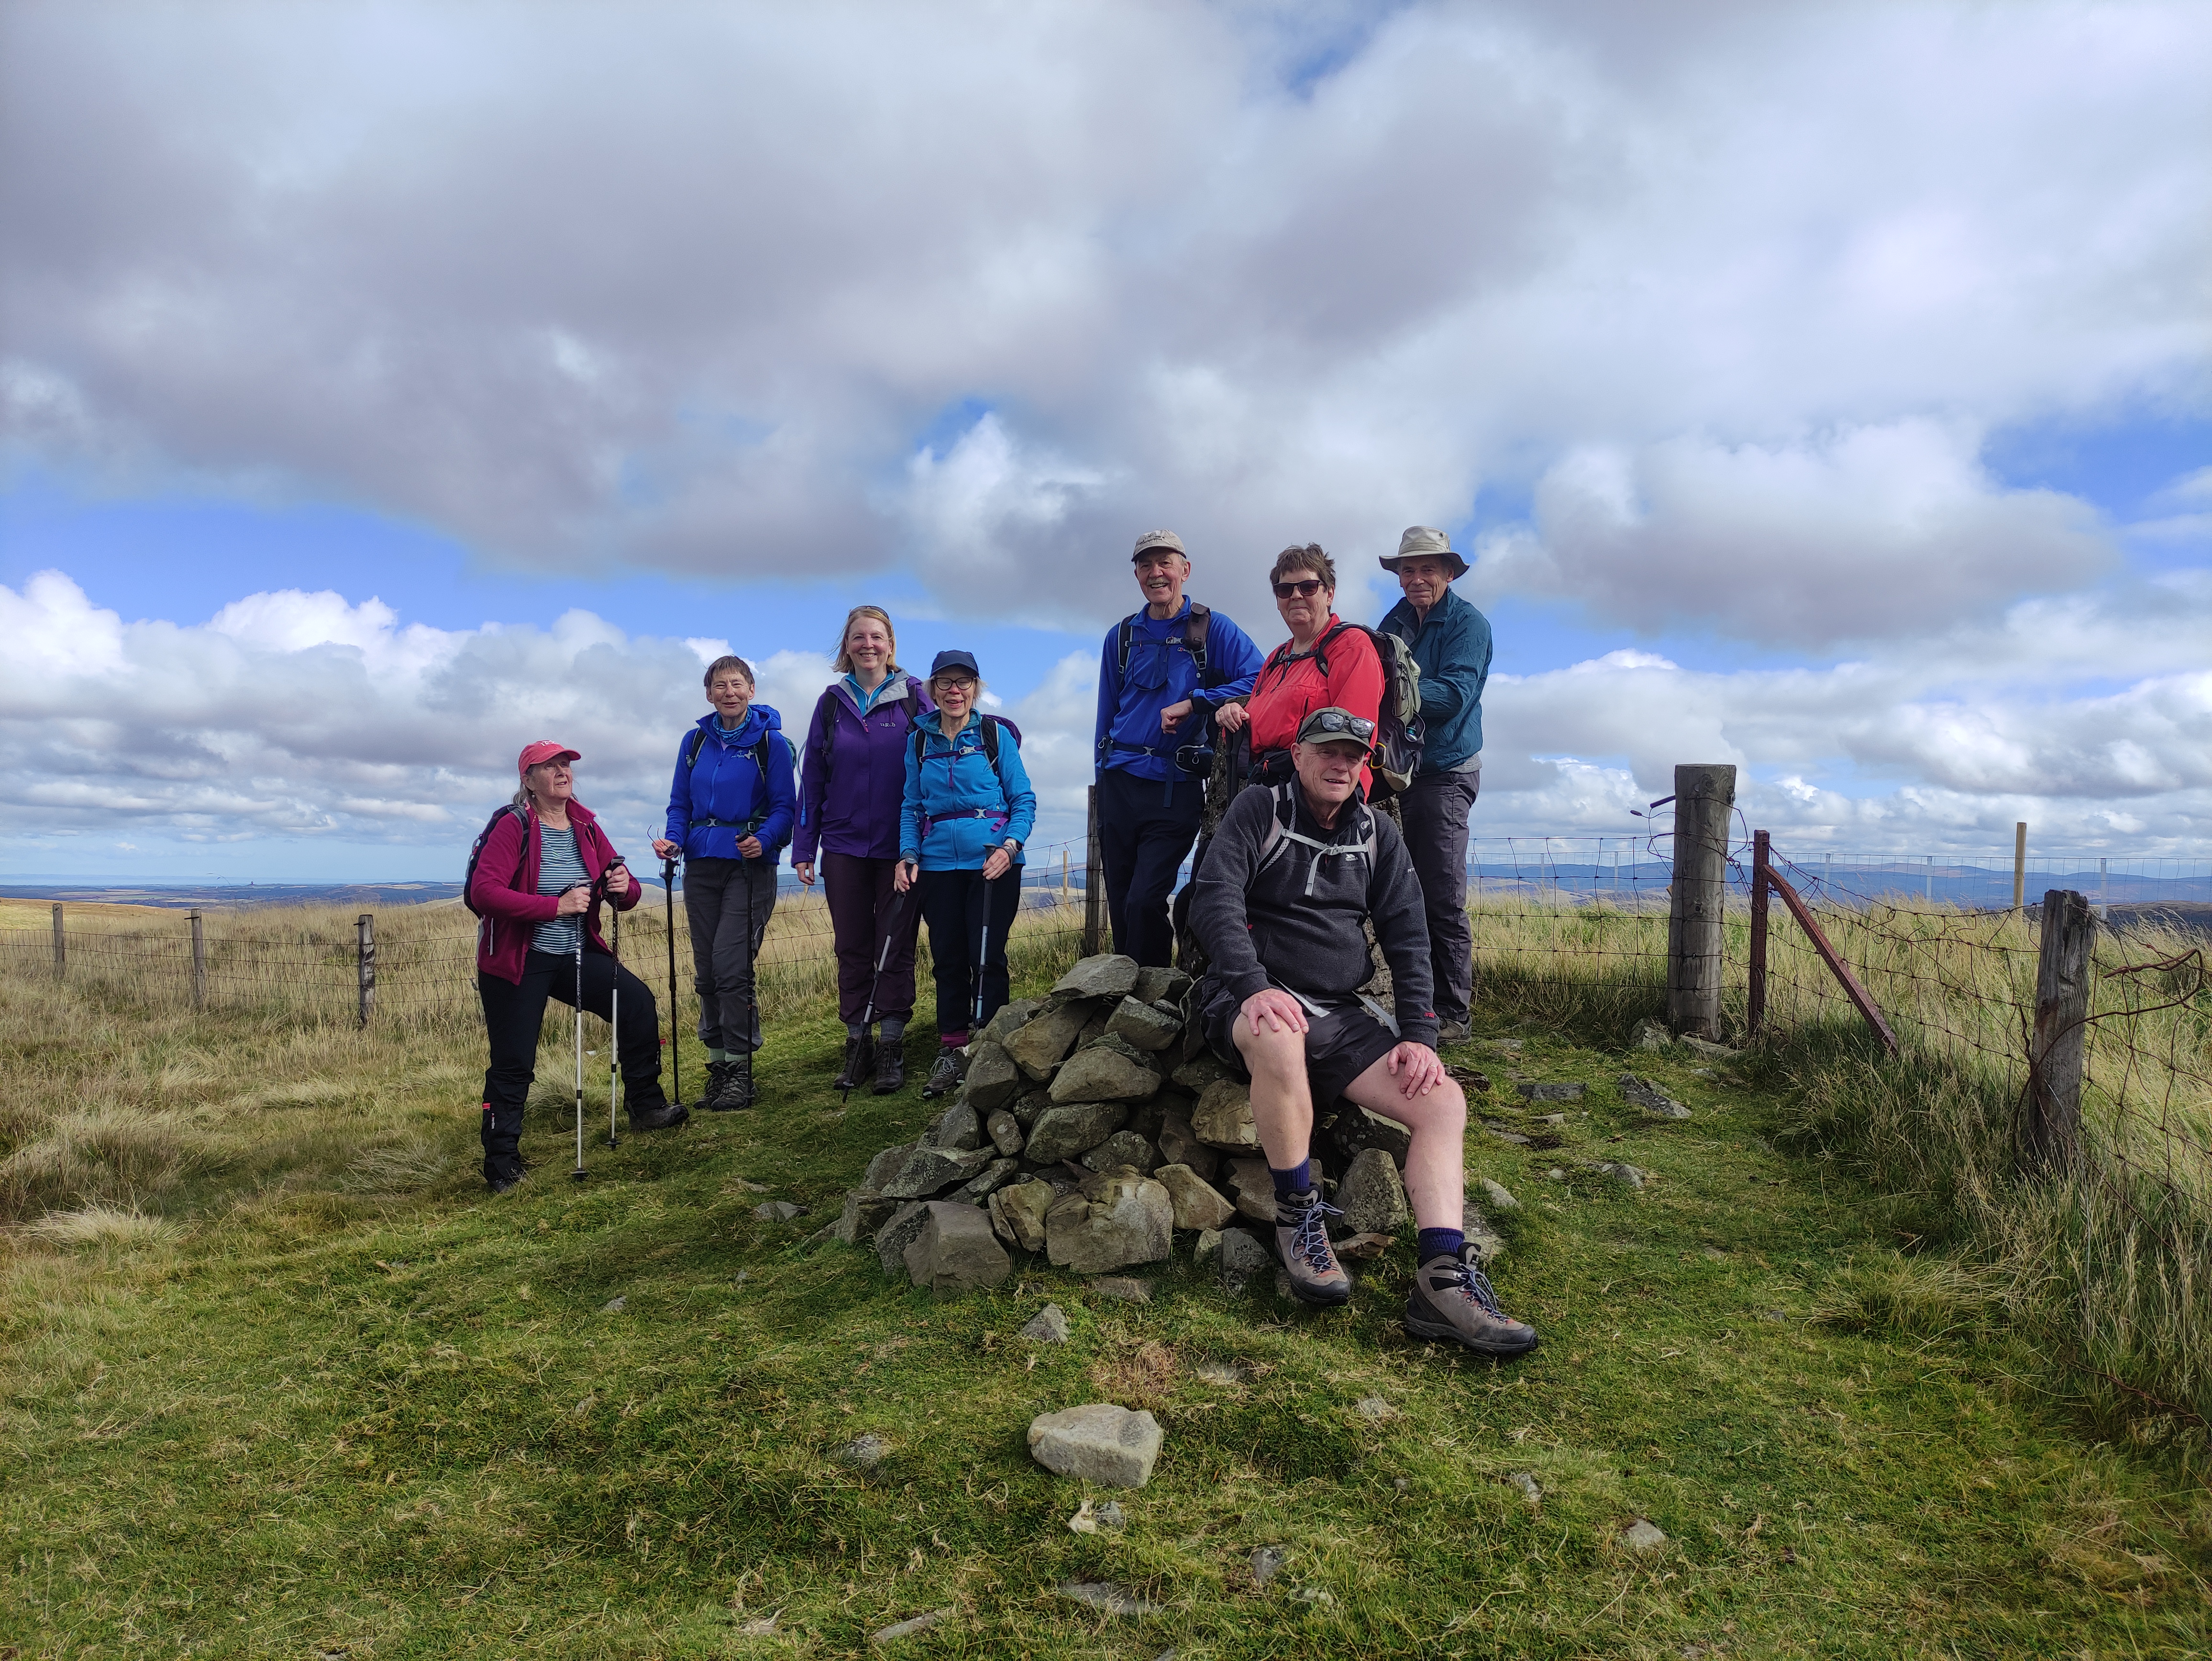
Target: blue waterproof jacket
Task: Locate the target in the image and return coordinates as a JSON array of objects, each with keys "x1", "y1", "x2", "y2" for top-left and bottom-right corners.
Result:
[
  {"x1": 1378, "y1": 585, "x2": 1492, "y2": 774},
  {"x1": 664, "y1": 706, "x2": 798, "y2": 862},
  {"x1": 899, "y1": 713, "x2": 1038, "y2": 871},
  {"x1": 1093, "y1": 599, "x2": 1264, "y2": 783}
]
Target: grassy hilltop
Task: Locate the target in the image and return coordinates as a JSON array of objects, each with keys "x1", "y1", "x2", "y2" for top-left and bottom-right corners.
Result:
[{"x1": 3, "y1": 899, "x2": 2210, "y2": 1659}]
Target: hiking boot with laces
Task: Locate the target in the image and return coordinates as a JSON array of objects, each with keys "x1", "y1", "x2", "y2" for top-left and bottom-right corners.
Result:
[
  {"x1": 1404, "y1": 1250, "x2": 1540, "y2": 1357},
  {"x1": 872, "y1": 1037, "x2": 907, "y2": 1095},
  {"x1": 833, "y1": 1032, "x2": 876, "y2": 1091},
  {"x1": 706, "y1": 1060, "x2": 756, "y2": 1112},
  {"x1": 920, "y1": 1050, "x2": 962, "y2": 1100},
  {"x1": 1273, "y1": 1191, "x2": 1352, "y2": 1306}
]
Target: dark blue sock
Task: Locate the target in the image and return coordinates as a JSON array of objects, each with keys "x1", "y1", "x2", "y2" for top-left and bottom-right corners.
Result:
[
  {"x1": 1270, "y1": 1159, "x2": 1313, "y2": 1199},
  {"x1": 1417, "y1": 1227, "x2": 1465, "y2": 1263}
]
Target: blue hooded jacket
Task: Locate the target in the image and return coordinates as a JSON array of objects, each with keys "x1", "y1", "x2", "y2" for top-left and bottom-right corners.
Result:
[
  {"x1": 1093, "y1": 599, "x2": 1264, "y2": 783},
  {"x1": 1377, "y1": 585, "x2": 1492, "y2": 774},
  {"x1": 664, "y1": 705, "x2": 797, "y2": 862},
  {"x1": 899, "y1": 712, "x2": 1038, "y2": 871}
]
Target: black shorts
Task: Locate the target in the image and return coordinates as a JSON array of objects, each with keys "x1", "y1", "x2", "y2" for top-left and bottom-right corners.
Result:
[{"x1": 1198, "y1": 977, "x2": 1400, "y2": 1109}]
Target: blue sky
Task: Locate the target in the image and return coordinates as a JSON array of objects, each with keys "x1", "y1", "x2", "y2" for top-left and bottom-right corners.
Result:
[{"x1": 2, "y1": 1, "x2": 2207, "y2": 882}]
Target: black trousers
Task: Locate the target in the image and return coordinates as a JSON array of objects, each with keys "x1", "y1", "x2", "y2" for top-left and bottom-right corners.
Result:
[
  {"x1": 1399, "y1": 768, "x2": 1480, "y2": 1025},
  {"x1": 1097, "y1": 767, "x2": 1202, "y2": 968},
  {"x1": 477, "y1": 947, "x2": 667, "y2": 1183},
  {"x1": 917, "y1": 866, "x2": 1023, "y2": 1041},
  {"x1": 683, "y1": 856, "x2": 775, "y2": 1053}
]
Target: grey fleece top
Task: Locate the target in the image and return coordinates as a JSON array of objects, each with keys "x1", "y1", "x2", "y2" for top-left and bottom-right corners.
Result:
[{"x1": 1190, "y1": 781, "x2": 1439, "y2": 1048}]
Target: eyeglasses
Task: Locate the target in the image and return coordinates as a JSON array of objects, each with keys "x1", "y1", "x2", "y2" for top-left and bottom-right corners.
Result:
[
  {"x1": 1299, "y1": 711, "x2": 1375, "y2": 742},
  {"x1": 1273, "y1": 578, "x2": 1325, "y2": 599}
]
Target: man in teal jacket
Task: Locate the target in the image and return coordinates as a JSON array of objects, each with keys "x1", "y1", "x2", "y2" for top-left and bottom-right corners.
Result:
[{"x1": 1378, "y1": 526, "x2": 1492, "y2": 1043}]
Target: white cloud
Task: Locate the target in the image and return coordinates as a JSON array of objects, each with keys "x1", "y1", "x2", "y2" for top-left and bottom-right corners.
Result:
[{"x1": 1, "y1": 1, "x2": 2202, "y2": 634}]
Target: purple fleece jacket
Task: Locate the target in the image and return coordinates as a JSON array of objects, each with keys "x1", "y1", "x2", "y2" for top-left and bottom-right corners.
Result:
[{"x1": 791, "y1": 674, "x2": 936, "y2": 864}]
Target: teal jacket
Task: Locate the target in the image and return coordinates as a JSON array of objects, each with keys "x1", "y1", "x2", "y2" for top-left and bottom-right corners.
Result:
[
  {"x1": 1378, "y1": 585, "x2": 1491, "y2": 774},
  {"x1": 898, "y1": 712, "x2": 1038, "y2": 871}
]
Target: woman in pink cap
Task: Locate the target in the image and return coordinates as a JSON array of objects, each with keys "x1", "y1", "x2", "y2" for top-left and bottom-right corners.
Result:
[{"x1": 468, "y1": 741, "x2": 687, "y2": 1192}]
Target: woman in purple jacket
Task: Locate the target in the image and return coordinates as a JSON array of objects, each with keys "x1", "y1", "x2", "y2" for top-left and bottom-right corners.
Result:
[{"x1": 794, "y1": 605, "x2": 935, "y2": 1094}]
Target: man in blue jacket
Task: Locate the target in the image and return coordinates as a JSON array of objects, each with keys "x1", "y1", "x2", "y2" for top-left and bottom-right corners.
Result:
[
  {"x1": 1378, "y1": 527, "x2": 1492, "y2": 1044},
  {"x1": 1093, "y1": 529, "x2": 1264, "y2": 965}
]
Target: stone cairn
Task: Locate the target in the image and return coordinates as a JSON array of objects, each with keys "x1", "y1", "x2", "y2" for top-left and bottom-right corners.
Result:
[{"x1": 834, "y1": 953, "x2": 1428, "y2": 1296}]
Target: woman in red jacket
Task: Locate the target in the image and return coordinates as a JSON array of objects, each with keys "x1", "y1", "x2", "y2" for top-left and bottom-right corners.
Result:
[
  {"x1": 470, "y1": 741, "x2": 686, "y2": 1193},
  {"x1": 1230, "y1": 544, "x2": 1384, "y2": 797}
]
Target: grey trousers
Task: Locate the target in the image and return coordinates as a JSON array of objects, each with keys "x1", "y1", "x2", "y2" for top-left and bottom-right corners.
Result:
[
  {"x1": 683, "y1": 856, "x2": 775, "y2": 1053},
  {"x1": 1399, "y1": 768, "x2": 1479, "y2": 1025}
]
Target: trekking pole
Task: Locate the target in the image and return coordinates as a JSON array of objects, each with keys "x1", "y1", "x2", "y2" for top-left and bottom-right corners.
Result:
[
  {"x1": 657, "y1": 831, "x2": 682, "y2": 1111},
  {"x1": 844, "y1": 883, "x2": 915, "y2": 1106},
  {"x1": 570, "y1": 882, "x2": 589, "y2": 1183},
  {"x1": 973, "y1": 867, "x2": 999, "y2": 1032},
  {"x1": 608, "y1": 895, "x2": 621, "y2": 1151}
]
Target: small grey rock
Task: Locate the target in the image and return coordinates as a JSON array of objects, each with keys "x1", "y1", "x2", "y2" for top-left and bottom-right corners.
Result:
[
  {"x1": 1250, "y1": 1545, "x2": 1288, "y2": 1585},
  {"x1": 1475, "y1": 1177, "x2": 1519, "y2": 1212},
  {"x1": 988, "y1": 1179, "x2": 1055, "y2": 1252},
  {"x1": 903, "y1": 1201, "x2": 1012, "y2": 1295},
  {"x1": 1058, "y1": 1581, "x2": 1162, "y2": 1617},
  {"x1": 1487, "y1": 1038, "x2": 1525, "y2": 1053},
  {"x1": 599, "y1": 1295, "x2": 625, "y2": 1312},
  {"x1": 1169, "y1": 1053, "x2": 1231, "y2": 1092},
  {"x1": 985, "y1": 1108, "x2": 1026, "y2": 1158},
  {"x1": 924, "y1": 1097, "x2": 985, "y2": 1152},
  {"x1": 1153, "y1": 1163, "x2": 1236, "y2": 1230},
  {"x1": 1332, "y1": 1104, "x2": 1414, "y2": 1165},
  {"x1": 1004, "y1": 1000, "x2": 1094, "y2": 1080},
  {"x1": 1507, "y1": 1471, "x2": 1541, "y2": 1503},
  {"x1": 874, "y1": 1200, "x2": 935, "y2": 1275},
  {"x1": 1190, "y1": 1077, "x2": 1258, "y2": 1152},
  {"x1": 1679, "y1": 1035, "x2": 1739, "y2": 1059},
  {"x1": 1132, "y1": 964, "x2": 1190, "y2": 1005},
  {"x1": 1620, "y1": 1518, "x2": 1668, "y2": 1552},
  {"x1": 869, "y1": 1608, "x2": 952, "y2": 1645},
  {"x1": 1335, "y1": 1147, "x2": 1409, "y2": 1236},
  {"x1": 1590, "y1": 1160, "x2": 1647, "y2": 1188},
  {"x1": 1516, "y1": 1081, "x2": 1587, "y2": 1103},
  {"x1": 1019, "y1": 1303, "x2": 1070, "y2": 1343},
  {"x1": 1089, "y1": 1275, "x2": 1152, "y2": 1304},
  {"x1": 1082, "y1": 1129, "x2": 1160, "y2": 1175},
  {"x1": 1222, "y1": 1157, "x2": 1277, "y2": 1224},
  {"x1": 1195, "y1": 1226, "x2": 1274, "y2": 1287},
  {"x1": 863, "y1": 1141, "x2": 916, "y2": 1190},
  {"x1": 837, "y1": 1188, "x2": 900, "y2": 1245},
  {"x1": 1619, "y1": 1074, "x2": 1692, "y2": 1119},
  {"x1": 962, "y1": 1042, "x2": 1023, "y2": 1112},
  {"x1": 1050, "y1": 1045, "x2": 1161, "y2": 1105},
  {"x1": 1028, "y1": 1403, "x2": 1163, "y2": 1488},
  {"x1": 1023, "y1": 1101, "x2": 1130, "y2": 1164},
  {"x1": 1354, "y1": 1395, "x2": 1392, "y2": 1419},
  {"x1": 975, "y1": 997, "x2": 1042, "y2": 1048},
  {"x1": 1105, "y1": 996, "x2": 1182, "y2": 1052},
  {"x1": 836, "y1": 1432, "x2": 888, "y2": 1471},
  {"x1": 1629, "y1": 1018, "x2": 1670, "y2": 1052},
  {"x1": 1052, "y1": 954, "x2": 1142, "y2": 1001},
  {"x1": 951, "y1": 1156, "x2": 1020, "y2": 1204},
  {"x1": 1154, "y1": 1113, "x2": 1218, "y2": 1181}
]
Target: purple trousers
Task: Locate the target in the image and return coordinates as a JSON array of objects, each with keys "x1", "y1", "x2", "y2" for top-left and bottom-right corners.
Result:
[{"x1": 823, "y1": 852, "x2": 921, "y2": 1027}]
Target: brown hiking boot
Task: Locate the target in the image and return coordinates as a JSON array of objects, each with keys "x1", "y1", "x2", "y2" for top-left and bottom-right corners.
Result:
[
  {"x1": 1404, "y1": 1251, "x2": 1539, "y2": 1358},
  {"x1": 1273, "y1": 1191, "x2": 1352, "y2": 1306}
]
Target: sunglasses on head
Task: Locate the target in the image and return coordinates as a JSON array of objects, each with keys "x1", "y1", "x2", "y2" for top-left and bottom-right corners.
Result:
[
  {"x1": 1301, "y1": 711, "x2": 1375, "y2": 742},
  {"x1": 1273, "y1": 577, "x2": 1325, "y2": 599}
]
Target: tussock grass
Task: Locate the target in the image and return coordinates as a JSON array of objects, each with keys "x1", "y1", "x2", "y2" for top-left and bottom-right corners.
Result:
[{"x1": 19, "y1": 1202, "x2": 180, "y2": 1249}]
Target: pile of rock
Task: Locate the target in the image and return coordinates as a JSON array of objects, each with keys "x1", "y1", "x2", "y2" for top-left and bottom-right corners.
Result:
[{"x1": 832, "y1": 953, "x2": 1430, "y2": 1295}]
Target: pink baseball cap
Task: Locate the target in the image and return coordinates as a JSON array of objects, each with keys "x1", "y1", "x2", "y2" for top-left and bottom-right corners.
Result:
[{"x1": 517, "y1": 740, "x2": 581, "y2": 776}]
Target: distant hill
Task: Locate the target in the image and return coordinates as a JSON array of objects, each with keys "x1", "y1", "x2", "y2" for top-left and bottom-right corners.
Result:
[{"x1": 0, "y1": 883, "x2": 467, "y2": 910}]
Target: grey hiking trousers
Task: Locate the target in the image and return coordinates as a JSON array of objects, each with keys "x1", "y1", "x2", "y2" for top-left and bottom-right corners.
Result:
[{"x1": 684, "y1": 856, "x2": 775, "y2": 1053}]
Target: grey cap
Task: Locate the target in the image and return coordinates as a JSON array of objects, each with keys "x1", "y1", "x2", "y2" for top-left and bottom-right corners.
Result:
[
  {"x1": 1379, "y1": 524, "x2": 1468, "y2": 579},
  {"x1": 1132, "y1": 529, "x2": 1187, "y2": 560}
]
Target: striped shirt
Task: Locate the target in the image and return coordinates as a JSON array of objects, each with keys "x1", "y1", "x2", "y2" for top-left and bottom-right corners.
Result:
[{"x1": 531, "y1": 825, "x2": 590, "y2": 954}]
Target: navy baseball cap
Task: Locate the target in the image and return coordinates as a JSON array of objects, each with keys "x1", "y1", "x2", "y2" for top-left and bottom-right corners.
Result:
[{"x1": 928, "y1": 648, "x2": 981, "y2": 680}]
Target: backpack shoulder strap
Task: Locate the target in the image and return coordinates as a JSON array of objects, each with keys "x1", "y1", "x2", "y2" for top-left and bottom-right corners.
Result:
[
  {"x1": 686, "y1": 728, "x2": 708, "y2": 769},
  {"x1": 1185, "y1": 602, "x2": 1212, "y2": 681},
  {"x1": 980, "y1": 714, "x2": 1000, "y2": 766},
  {"x1": 1115, "y1": 611, "x2": 1140, "y2": 677}
]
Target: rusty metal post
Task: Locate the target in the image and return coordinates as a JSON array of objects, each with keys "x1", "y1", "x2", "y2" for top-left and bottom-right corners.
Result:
[
  {"x1": 356, "y1": 912, "x2": 376, "y2": 1029},
  {"x1": 189, "y1": 908, "x2": 207, "y2": 1013},
  {"x1": 51, "y1": 902, "x2": 65, "y2": 979},
  {"x1": 2025, "y1": 888, "x2": 2093, "y2": 1174},
  {"x1": 1665, "y1": 764, "x2": 1736, "y2": 1039},
  {"x1": 1082, "y1": 785, "x2": 1106, "y2": 958},
  {"x1": 1748, "y1": 830, "x2": 1770, "y2": 1039}
]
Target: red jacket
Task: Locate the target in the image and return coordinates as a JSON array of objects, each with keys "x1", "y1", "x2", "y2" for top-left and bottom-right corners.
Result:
[
  {"x1": 470, "y1": 799, "x2": 642, "y2": 984},
  {"x1": 1245, "y1": 616, "x2": 1385, "y2": 793}
]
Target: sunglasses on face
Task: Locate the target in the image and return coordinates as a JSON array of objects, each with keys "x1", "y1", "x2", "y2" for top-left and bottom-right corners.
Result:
[
  {"x1": 1273, "y1": 578, "x2": 1326, "y2": 599},
  {"x1": 1301, "y1": 711, "x2": 1375, "y2": 742}
]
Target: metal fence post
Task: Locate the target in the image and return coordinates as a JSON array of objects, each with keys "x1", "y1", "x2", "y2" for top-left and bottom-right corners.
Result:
[
  {"x1": 1747, "y1": 829, "x2": 1770, "y2": 1039},
  {"x1": 51, "y1": 902, "x2": 65, "y2": 979},
  {"x1": 1664, "y1": 763, "x2": 1735, "y2": 1040},
  {"x1": 356, "y1": 912, "x2": 376, "y2": 1028},
  {"x1": 189, "y1": 908, "x2": 207, "y2": 1013},
  {"x1": 1082, "y1": 785, "x2": 1106, "y2": 958},
  {"x1": 2024, "y1": 887, "x2": 2093, "y2": 1173}
]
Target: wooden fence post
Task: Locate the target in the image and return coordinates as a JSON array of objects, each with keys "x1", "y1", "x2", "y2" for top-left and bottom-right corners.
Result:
[
  {"x1": 51, "y1": 902, "x2": 65, "y2": 979},
  {"x1": 2012, "y1": 821, "x2": 2027, "y2": 913},
  {"x1": 189, "y1": 908, "x2": 207, "y2": 1013},
  {"x1": 2024, "y1": 888, "x2": 2093, "y2": 1173},
  {"x1": 1747, "y1": 829, "x2": 1770, "y2": 1039},
  {"x1": 1082, "y1": 786, "x2": 1106, "y2": 957},
  {"x1": 356, "y1": 912, "x2": 376, "y2": 1029},
  {"x1": 1665, "y1": 763, "x2": 1736, "y2": 1040}
]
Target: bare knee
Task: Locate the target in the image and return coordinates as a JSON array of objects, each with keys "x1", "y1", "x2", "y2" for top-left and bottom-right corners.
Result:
[{"x1": 1232, "y1": 1020, "x2": 1306, "y2": 1081}]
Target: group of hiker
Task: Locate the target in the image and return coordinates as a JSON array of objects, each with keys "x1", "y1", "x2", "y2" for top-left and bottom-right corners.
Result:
[{"x1": 465, "y1": 524, "x2": 1536, "y2": 1357}]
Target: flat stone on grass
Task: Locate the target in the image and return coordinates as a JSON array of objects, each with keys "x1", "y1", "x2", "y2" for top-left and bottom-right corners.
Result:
[
  {"x1": 1619, "y1": 1073, "x2": 1692, "y2": 1118},
  {"x1": 1019, "y1": 1303, "x2": 1070, "y2": 1343},
  {"x1": 1517, "y1": 1081, "x2": 1587, "y2": 1103},
  {"x1": 1089, "y1": 1275, "x2": 1152, "y2": 1304},
  {"x1": 1620, "y1": 1518, "x2": 1669, "y2": 1552},
  {"x1": 870, "y1": 1608, "x2": 954, "y2": 1645},
  {"x1": 1195, "y1": 1226, "x2": 1273, "y2": 1287},
  {"x1": 1057, "y1": 1581, "x2": 1162, "y2": 1617},
  {"x1": 1028, "y1": 1403, "x2": 1163, "y2": 1488}
]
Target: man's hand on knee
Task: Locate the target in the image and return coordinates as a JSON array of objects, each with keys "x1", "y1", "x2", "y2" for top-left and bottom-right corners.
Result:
[
  {"x1": 1383, "y1": 1041, "x2": 1448, "y2": 1099},
  {"x1": 1240, "y1": 988, "x2": 1310, "y2": 1038}
]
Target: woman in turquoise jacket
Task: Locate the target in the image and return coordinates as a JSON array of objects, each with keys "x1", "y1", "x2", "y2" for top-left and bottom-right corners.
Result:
[{"x1": 894, "y1": 648, "x2": 1038, "y2": 1097}]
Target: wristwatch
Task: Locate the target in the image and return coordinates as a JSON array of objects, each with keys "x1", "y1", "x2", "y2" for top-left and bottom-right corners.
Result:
[{"x1": 1003, "y1": 838, "x2": 1023, "y2": 856}]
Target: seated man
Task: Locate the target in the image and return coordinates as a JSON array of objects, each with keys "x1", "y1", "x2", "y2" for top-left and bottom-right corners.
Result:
[{"x1": 1188, "y1": 706, "x2": 1538, "y2": 1358}]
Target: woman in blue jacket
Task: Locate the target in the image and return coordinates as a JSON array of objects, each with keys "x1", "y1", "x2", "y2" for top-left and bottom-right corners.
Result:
[
  {"x1": 651, "y1": 654, "x2": 796, "y2": 1111},
  {"x1": 895, "y1": 649, "x2": 1038, "y2": 1099}
]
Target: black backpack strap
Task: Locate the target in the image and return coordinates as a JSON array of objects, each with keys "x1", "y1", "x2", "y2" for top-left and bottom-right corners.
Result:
[
  {"x1": 1115, "y1": 612, "x2": 1139, "y2": 677},
  {"x1": 1185, "y1": 602, "x2": 1211, "y2": 682},
  {"x1": 686, "y1": 729, "x2": 708, "y2": 769},
  {"x1": 980, "y1": 715, "x2": 1000, "y2": 767}
]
